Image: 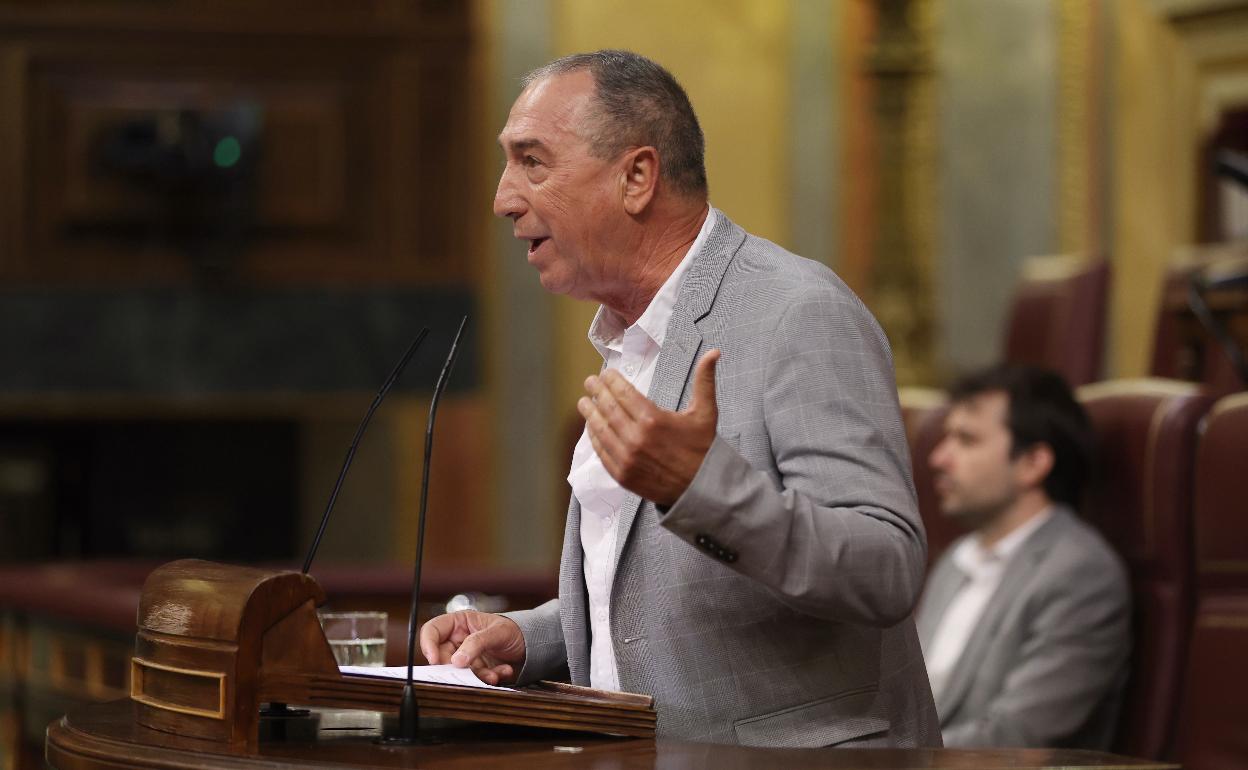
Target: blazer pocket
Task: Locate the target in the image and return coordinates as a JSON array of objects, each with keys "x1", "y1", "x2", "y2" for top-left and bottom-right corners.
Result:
[{"x1": 732, "y1": 686, "x2": 891, "y2": 748}]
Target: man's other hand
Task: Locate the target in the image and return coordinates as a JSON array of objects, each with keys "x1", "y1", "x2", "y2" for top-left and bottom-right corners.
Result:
[
  {"x1": 418, "y1": 611, "x2": 526, "y2": 686},
  {"x1": 578, "y1": 348, "x2": 721, "y2": 507}
]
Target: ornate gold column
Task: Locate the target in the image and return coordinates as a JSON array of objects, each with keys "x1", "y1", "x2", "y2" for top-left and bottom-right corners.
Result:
[
  {"x1": 1057, "y1": 0, "x2": 1104, "y2": 256},
  {"x1": 866, "y1": 0, "x2": 939, "y2": 386}
]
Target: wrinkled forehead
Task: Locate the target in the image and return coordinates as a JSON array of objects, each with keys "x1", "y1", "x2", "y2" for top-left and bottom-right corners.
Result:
[{"x1": 498, "y1": 71, "x2": 597, "y2": 150}]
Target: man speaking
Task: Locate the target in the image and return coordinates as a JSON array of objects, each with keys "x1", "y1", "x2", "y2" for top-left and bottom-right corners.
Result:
[{"x1": 420, "y1": 49, "x2": 939, "y2": 748}]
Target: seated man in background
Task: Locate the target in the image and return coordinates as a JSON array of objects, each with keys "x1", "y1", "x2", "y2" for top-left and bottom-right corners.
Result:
[{"x1": 916, "y1": 364, "x2": 1130, "y2": 748}]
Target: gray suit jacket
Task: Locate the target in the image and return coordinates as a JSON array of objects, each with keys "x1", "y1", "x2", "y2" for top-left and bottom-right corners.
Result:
[
  {"x1": 916, "y1": 507, "x2": 1131, "y2": 748},
  {"x1": 507, "y1": 211, "x2": 941, "y2": 748}
]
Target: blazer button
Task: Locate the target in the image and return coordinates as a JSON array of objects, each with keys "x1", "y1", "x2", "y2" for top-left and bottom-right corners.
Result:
[
  {"x1": 696, "y1": 534, "x2": 710, "y2": 547},
  {"x1": 725, "y1": 552, "x2": 738, "y2": 563}
]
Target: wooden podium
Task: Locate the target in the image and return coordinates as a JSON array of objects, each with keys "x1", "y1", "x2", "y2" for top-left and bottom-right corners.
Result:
[
  {"x1": 128, "y1": 559, "x2": 654, "y2": 752},
  {"x1": 44, "y1": 559, "x2": 1181, "y2": 769}
]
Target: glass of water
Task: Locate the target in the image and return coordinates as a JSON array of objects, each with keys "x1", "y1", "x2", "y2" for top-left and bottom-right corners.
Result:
[{"x1": 318, "y1": 611, "x2": 387, "y2": 667}]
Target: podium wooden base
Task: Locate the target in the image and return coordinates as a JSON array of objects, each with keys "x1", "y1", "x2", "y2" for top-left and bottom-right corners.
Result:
[{"x1": 46, "y1": 700, "x2": 1181, "y2": 770}]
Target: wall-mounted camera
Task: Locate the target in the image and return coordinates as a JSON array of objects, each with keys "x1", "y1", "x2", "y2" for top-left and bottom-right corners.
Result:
[{"x1": 93, "y1": 104, "x2": 263, "y2": 284}]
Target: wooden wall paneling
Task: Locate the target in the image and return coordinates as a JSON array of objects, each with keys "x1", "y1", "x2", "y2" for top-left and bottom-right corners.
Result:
[
  {"x1": 0, "y1": 1, "x2": 473, "y2": 287},
  {"x1": 240, "y1": 49, "x2": 391, "y2": 285},
  {"x1": 411, "y1": 41, "x2": 477, "y2": 287},
  {"x1": 23, "y1": 48, "x2": 379, "y2": 285},
  {"x1": 383, "y1": 50, "x2": 416, "y2": 285},
  {"x1": 31, "y1": 62, "x2": 357, "y2": 234},
  {"x1": 0, "y1": 2, "x2": 485, "y2": 583},
  {"x1": 0, "y1": 46, "x2": 28, "y2": 274},
  {"x1": 0, "y1": 2, "x2": 450, "y2": 42},
  {"x1": 367, "y1": 33, "x2": 478, "y2": 289}
]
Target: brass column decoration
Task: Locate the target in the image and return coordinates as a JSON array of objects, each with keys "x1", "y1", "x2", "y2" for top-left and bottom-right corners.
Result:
[
  {"x1": 1057, "y1": 0, "x2": 1100, "y2": 256},
  {"x1": 866, "y1": 0, "x2": 939, "y2": 386}
]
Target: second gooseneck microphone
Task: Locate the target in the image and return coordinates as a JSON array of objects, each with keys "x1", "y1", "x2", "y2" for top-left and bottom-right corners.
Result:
[{"x1": 390, "y1": 315, "x2": 469, "y2": 744}]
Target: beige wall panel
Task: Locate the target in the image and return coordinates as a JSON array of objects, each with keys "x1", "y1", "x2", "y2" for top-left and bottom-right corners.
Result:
[
  {"x1": 935, "y1": 0, "x2": 1058, "y2": 376},
  {"x1": 479, "y1": 0, "x2": 562, "y2": 567},
  {"x1": 553, "y1": 0, "x2": 791, "y2": 244}
]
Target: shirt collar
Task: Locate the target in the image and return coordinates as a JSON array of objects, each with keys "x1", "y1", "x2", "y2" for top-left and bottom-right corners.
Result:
[
  {"x1": 952, "y1": 506, "x2": 1054, "y2": 578},
  {"x1": 588, "y1": 206, "x2": 716, "y2": 359}
]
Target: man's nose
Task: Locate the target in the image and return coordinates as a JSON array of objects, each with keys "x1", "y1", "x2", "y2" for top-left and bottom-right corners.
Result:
[
  {"x1": 929, "y1": 438, "x2": 950, "y2": 471},
  {"x1": 493, "y1": 168, "x2": 522, "y2": 220}
]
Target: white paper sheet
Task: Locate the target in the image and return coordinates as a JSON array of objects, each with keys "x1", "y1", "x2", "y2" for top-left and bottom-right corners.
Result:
[{"x1": 338, "y1": 663, "x2": 515, "y2": 691}]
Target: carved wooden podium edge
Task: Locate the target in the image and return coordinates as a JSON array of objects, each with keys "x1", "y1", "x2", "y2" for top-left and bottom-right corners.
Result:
[{"x1": 130, "y1": 559, "x2": 655, "y2": 751}]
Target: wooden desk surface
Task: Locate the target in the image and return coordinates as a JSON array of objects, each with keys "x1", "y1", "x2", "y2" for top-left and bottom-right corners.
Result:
[{"x1": 47, "y1": 700, "x2": 1179, "y2": 770}]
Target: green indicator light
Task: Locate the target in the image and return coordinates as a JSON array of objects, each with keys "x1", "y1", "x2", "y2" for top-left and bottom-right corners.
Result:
[{"x1": 213, "y1": 136, "x2": 242, "y2": 168}]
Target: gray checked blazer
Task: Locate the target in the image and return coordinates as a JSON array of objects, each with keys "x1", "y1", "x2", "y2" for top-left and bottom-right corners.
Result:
[
  {"x1": 916, "y1": 506, "x2": 1131, "y2": 748},
  {"x1": 506, "y1": 211, "x2": 941, "y2": 748}
]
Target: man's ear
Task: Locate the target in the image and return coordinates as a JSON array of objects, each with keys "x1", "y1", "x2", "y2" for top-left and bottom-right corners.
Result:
[
  {"x1": 621, "y1": 146, "x2": 659, "y2": 215},
  {"x1": 1014, "y1": 443, "x2": 1055, "y2": 490}
]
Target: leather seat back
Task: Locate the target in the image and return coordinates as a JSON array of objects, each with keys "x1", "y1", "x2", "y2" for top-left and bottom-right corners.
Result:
[
  {"x1": 1077, "y1": 380, "x2": 1213, "y2": 759},
  {"x1": 1005, "y1": 256, "x2": 1109, "y2": 387},
  {"x1": 1175, "y1": 393, "x2": 1248, "y2": 769}
]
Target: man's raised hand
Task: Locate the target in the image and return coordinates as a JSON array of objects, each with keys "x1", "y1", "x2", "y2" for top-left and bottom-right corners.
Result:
[{"x1": 577, "y1": 348, "x2": 721, "y2": 507}]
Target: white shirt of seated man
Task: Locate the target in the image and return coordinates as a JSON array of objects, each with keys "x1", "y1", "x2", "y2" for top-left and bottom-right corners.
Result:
[
  {"x1": 567, "y1": 206, "x2": 717, "y2": 691},
  {"x1": 922, "y1": 506, "x2": 1052, "y2": 701}
]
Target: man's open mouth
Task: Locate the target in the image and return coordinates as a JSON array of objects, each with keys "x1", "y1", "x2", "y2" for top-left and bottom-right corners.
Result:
[{"x1": 528, "y1": 237, "x2": 548, "y2": 255}]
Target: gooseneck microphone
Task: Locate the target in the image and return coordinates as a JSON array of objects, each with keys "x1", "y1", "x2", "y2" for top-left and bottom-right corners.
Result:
[
  {"x1": 390, "y1": 315, "x2": 469, "y2": 745},
  {"x1": 1188, "y1": 269, "x2": 1248, "y2": 387},
  {"x1": 301, "y1": 328, "x2": 431, "y2": 576}
]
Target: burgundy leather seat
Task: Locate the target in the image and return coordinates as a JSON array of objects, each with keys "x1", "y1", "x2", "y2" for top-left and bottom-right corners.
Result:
[
  {"x1": 1004, "y1": 256, "x2": 1109, "y2": 387},
  {"x1": 1175, "y1": 393, "x2": 1248, "y2": 769},
  {"x1": 898, "y1": 388, "x2": 962, "y2": 566},
  {"x1": 1077, "y1": 380, "x2": 1214, "y2": 759}
]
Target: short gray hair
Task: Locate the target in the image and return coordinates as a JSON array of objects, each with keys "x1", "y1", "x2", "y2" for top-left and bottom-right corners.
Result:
[{"x1": 523, "y1": 49, "x2": 708, "y2": 198}]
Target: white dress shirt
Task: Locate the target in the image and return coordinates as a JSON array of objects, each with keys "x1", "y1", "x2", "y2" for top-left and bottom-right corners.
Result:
[
  {"x1": 922, "y1": 508, "x2": 1053, "y2": 701},
  {"x1": 566, "y1": 207, "x2": 717, "y2": 691}
]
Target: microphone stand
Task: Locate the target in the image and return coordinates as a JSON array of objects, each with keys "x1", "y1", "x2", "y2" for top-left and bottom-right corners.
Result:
[
  {"x1": 302, "y1": 328, "x2": 431, "y2": 575},
  {"x1": 1187, "y1": 271, "x2": 1248, "y2": 387},
  {"x1": 263, "y1": 328, "x2": 428, "y2": 723},
  {"x1": 384, "y1": 315, "x2": 469, "y2": 745}
]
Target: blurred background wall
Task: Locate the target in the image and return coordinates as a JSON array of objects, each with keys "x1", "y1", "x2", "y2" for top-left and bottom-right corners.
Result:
[{"x1": 1, "y1": 0, "x2": 1245, "y2": 574}]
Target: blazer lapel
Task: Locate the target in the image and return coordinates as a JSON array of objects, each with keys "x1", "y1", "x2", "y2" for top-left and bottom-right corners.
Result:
[
  {"x1": 917, "y1": 551, "x2": 970, "y2": 650},
  {"x1": 559, "y1": 496, "x2": 591, "y2": 684},
  {"x1": 610, "y1": 311, "x2": 700, "y2": 567},
  {"x1": 935, "y1": 511, "x2": 1068, "y2": 719},
  {"x1": 610, "y1": 209, "x2": 744, "y2": 569}
]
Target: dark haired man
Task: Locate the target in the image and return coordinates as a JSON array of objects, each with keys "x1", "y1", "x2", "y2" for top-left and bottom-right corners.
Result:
[
  {"x1": 916, "y1": 364, "x2": 1130, "y2": 748},
  {"x1": 420, "y1": 50, "x2": 940, "y2": 747}
]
